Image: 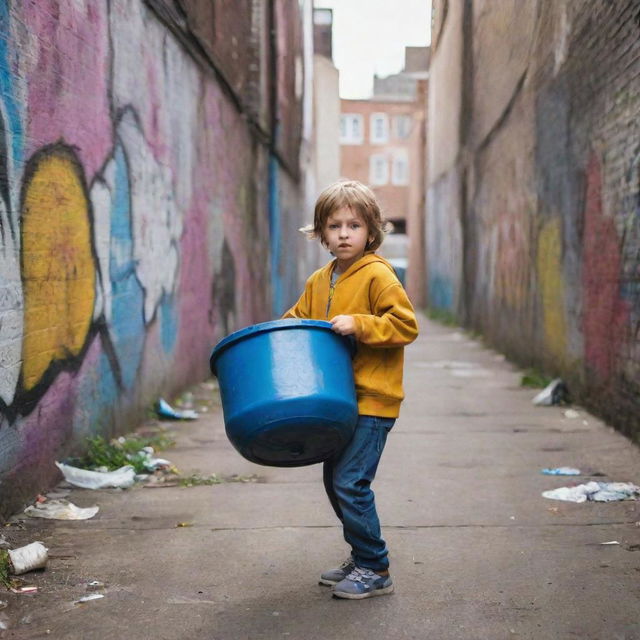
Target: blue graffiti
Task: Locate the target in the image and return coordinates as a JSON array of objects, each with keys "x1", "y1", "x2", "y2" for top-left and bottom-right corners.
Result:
[
  {"x1": 108, "y1": 142, "x2": 145, "y2": 389},
  {"x1": 0, "y1": 1, "x2": 23, "y2": 190},
  {"x1": 268, "y1": 154, "x2": 284, "y2": 315},
  {"x1": 159, "y1": 292, "x2": 178, "y2": 353},
  {"x1": 73, "y1": 349, "x2": 120, "y2": 440}
]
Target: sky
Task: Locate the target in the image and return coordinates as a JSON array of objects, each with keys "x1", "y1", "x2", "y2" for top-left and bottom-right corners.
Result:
[{"x1": 315, "y1": 0, "x2": 432, "y2": 99}]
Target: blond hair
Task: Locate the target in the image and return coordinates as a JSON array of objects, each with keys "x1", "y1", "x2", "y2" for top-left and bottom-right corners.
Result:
[{"x1": 301, "y1": 180, "x2": 389, "y2": 251}]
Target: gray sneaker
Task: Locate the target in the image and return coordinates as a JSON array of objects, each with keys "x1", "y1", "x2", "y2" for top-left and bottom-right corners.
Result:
[
  {"x1": 319, "y1": 557, "x2": 356, "y2": 586},
  {"x1": 332, "y1": 566, "x2": 394, "y2": 599}
]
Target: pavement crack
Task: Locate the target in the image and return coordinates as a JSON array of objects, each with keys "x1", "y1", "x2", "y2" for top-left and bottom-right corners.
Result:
[
  {"x1": 70, "y1": 520, "x2": 637, "y2": 533},
  {"x1": 391, "y1": 521, "x2": 636, "y2": 529}
]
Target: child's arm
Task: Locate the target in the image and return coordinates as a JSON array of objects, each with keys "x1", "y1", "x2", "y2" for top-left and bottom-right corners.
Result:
[{"x1": 332, "y1": 282, "x2": 418, "y2": 346}]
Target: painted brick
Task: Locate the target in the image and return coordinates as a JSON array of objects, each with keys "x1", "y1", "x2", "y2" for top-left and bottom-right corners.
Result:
[
  {"x1": 427, "y1": 0, "x2": 640, "y2": 440},
  {"x1": 0, "y1": 0, "x2": 305, "y2": 517}
]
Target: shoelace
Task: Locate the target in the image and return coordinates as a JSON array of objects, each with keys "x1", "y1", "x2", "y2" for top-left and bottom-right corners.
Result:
[
  {"x1": 340, "y1": 558, "x2": 354, "y2": 570},
  {"x1": 345, "y1": 567, "x2": 375, "y2": 583}
]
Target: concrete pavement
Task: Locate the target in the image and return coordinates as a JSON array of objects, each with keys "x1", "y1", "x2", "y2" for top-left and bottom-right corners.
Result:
[{"x1": 2, "y1": 315, "x2": 640, "y2": 639}]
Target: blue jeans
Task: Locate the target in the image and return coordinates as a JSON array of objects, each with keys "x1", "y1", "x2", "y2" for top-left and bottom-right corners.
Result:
[{"x1": 323, "y1": 415, "x2": 395, "y2": 572}]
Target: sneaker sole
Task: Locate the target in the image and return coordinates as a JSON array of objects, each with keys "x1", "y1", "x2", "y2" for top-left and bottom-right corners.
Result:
[
  {"x1": 319, "y1": 578, "x2": 340, "y2": 586},
  {"x1": 332, "y1": 584, "x2": 394, "y2": 600}
]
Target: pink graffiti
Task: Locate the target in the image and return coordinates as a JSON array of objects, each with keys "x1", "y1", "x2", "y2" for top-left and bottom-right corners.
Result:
[
  {"x1": 582, "y1": 154, "x2": 630, "y2": 382},
  {"x1": 23, "y1": 1, "x2": 112, "y2": 179}
]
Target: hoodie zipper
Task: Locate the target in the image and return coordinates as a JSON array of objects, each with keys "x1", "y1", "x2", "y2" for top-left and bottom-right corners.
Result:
[{"x1": 326, "y1": 268, "x2": 340, "y2": 318}]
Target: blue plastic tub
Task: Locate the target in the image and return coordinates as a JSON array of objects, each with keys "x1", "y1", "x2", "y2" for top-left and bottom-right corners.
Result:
[{"x1": 210, "y1": 319, "x2": 358, "y2": 467}]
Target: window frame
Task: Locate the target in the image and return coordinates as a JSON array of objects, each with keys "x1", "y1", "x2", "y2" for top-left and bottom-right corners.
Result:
[
  {"x1": 391, "y1": 151, "x2": 410, "y2": 186},
  {"x1": 369, "y1": 153, "x2": 389, "y2": 185},
  {"x1": 340, "y1": 113, "x2": 364, "y2": 145},
  {"x1": 394, "y1": 114, "x2": 412, "y2": 140},
  {"x1": 370, "y1": 113, "x2": 389, "y2": 144}
]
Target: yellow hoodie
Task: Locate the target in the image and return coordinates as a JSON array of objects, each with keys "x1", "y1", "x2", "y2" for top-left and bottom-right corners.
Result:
[{"x1": 283, "y1": 253, "x2": 418, "y2": 418}]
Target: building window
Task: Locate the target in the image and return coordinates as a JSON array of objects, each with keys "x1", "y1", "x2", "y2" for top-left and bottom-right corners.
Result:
[
  {"x1": 392, "y1": 152, "x2": 409, "y2": 185},
  {"x1": 370, "y1": 113, "x2": 389, "y2": 144},
  {"x1": 340, "y1": 114, "x2": 364, "y2": 144},
  {"x1": 370, "y1": 154, "x2": 388, "y2": 185},
  {"x1": 395, "y1": 115, "x2": 412, "y2": 139}
]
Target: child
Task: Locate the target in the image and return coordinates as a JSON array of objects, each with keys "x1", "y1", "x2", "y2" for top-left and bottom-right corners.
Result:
[{"x1": 283, "y1": 180, "x2": 418, "y2": 599}]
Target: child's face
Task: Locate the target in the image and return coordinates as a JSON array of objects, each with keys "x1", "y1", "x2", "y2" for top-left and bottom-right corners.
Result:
[{"x1": 323, "y1": 206, "x2": 373, "y2": 271}]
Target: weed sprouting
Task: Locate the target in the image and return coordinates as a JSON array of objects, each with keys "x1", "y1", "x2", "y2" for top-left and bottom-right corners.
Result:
[
  {"x1": 68, "y1": 432, "x2": 175, "y2": 474},
  {"x1": 0, "y1": 550, "x2": 11, "y2": 589},
  {"x1": 520, "y1": 368, "x2": 552, "y2": 388}
]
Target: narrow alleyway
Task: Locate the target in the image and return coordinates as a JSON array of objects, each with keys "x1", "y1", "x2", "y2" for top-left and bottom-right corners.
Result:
[{"x1": 3, "y1": 315, "x2": 640, "y2": 639}]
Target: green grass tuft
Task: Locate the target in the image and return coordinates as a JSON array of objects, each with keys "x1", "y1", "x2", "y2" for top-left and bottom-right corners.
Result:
[
  {"x1": 178, "y1": 473, "x2": 223, "y2": 487},
  {"x1": 68, "y1": 432, "x2": 175, "y2": 474},
  {"x1": 177, "y1": 473, "x2": 261, "y2": 487},
  {"x1": 520, "y1": 368, "x2": 552, "y2": 389},
  {"x1": 0, "y1": 550, "x2": 11, "y2": 588}
]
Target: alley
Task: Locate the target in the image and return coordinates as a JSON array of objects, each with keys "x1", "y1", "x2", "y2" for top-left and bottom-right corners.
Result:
[{"x1": 3, "y1": 315, "x2": 639, "y2": 639}]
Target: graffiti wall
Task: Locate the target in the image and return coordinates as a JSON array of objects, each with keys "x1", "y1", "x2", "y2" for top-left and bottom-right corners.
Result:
[
  {"x1": 427, "y1": 0, "x2": 640, "y2": 439},
  {"x1": 0, "y1": 0, "x2": 304, "y2": 517}
]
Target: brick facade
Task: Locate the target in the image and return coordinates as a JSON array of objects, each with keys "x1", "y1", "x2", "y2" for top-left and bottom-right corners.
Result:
[{"x1": 427, "y1": 0, "x2": 640, "y2": 440}]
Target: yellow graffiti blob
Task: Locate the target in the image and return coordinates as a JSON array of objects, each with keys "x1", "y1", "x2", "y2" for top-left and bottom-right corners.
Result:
[
  {"x1": 537, "y1": 219, "x2": 567, "y2": 363},
  {"x1": 21, "y1": 148, "x2": 95, "y2": 391}
]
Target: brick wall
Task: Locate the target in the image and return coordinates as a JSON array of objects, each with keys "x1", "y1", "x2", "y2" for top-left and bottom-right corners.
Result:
[
  {"x1": 427, "y1": 0, "x2": 640, "y2": 440},
  {"x1": 0, "y1": 0, "x2": 305, "y2": 517}
]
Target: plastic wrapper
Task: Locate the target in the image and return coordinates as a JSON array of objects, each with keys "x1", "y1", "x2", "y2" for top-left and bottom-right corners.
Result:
[
  {"x1": 542, "y1": 481, "x2": 640, "y2": 503},
  {"x1": 56, "y1": 462, "x2": 136, "y2": 489},
  {"x1": 24, "y1": 500, "x2": 99, "y2": 520}
]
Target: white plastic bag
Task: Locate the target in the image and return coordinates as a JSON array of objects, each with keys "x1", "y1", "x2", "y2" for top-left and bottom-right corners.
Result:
[
  {"x1": 542, "y1": 481, "x2": 640, "y2": 503},
  {"x1": 24, "y1": 499, "x2": 99, "y2": 520},
  {"x1": 56, "y1": 461, "x2": 136, "y2": 489},
  {"x1": 542, "y1": 482, "x2": 600, "y2": 503},
  {"x1": 532, "y1": 378, "x2": 568, "y2": 406}
]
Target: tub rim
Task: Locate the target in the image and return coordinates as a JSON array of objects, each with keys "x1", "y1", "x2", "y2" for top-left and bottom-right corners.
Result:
[{"x1": 210, "y1": 319, "x2": 343, "y2": 375}]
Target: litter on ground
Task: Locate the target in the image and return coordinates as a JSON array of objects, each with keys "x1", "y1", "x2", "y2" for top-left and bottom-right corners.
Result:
[
  {"x1": 10, "y1": 586, "x2": 37, "y2": 594},
  {"x1": 137, "y1": 447, "x2": 172, "y2": 471},
  {"x1": 542, "y1": 481, "x2": 640, "y2": 503},
  {"x1": 86, "y1": 580, "x2": 105, "y2": 591},
  {"x1": 541, "y1": 467, "x2": 581, "y2": 476},
  {"x1": 55, "y1": 462, "x2": 136, "y2": 490},
  {"x1": 156, "y1": 398, "x2": 198, "y2": 421},
  {"x1": 74, "y1": 594, "x2": 105, "y2": 604},
  {"x1": 5, "y1": 542, "x2": 48, "y2": 574},
  {"x1": 532, "y1": 378, "x2": 570, "y2": 406},
  {"x1": 24, "y1": 500, "x2": 99, "y2": 520}
]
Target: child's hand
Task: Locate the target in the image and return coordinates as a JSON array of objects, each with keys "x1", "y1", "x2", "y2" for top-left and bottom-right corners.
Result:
[{"x1": 330, "y1": 315, "x2": 356, "y2": 335}]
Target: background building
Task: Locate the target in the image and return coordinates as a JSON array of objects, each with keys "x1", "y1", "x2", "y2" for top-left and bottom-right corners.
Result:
[
  {"x1": 339, "y1": 47, "x2": 429, "y2": 303},
  {"x1": 303, "y1": 7, "x2": 342, "y2": 272}
]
